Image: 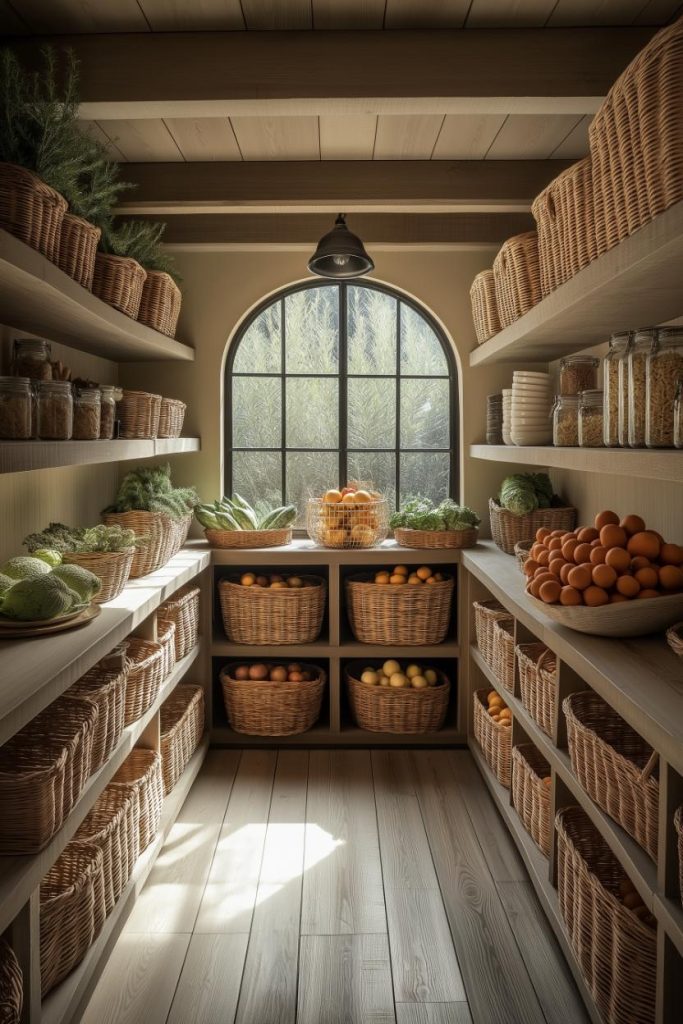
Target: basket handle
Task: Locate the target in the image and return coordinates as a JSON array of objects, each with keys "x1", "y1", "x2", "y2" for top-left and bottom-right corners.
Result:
[{"x1": 637, "y1": 750, "x2": 658, "y2": 784}]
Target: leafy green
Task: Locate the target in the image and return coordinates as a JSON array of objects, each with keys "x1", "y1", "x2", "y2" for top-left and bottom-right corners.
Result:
[
  {"x1": 24, "y1": 522, "x2": 142, "y2": 553},
  {"x1": 102, "y1": 464, "x2": 198, "y2": 520},
  {"x1": 498, "y1": 473, "x2": 556, "y2": 516},
  {"x1": 390, "y1": 497, "x2": 480, "y2": 532}
]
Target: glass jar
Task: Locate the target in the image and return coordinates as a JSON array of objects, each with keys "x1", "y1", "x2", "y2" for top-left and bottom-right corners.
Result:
[
  {"x1": 99, "y1": 385, "x2": 117, "y2": 440},
  {"x1": 12, "y1": 338, "x2": 52, "y2": 381},
  {"x1": 645, "y1": 327, "x2": 683, "y2": 448},
  {"x1": 559, "y1": 355, "x2": 599, "y2": 396},
  {"x1": 579, "y1": 390, "x2": 604, "y2": 447},
  {"x1": 628, "y1": 328, "x2": 656, "y2": 447},
  {"x1": 674, "y1": 381, "x2": 683, "y2": 449},
  {"x1": 0, "y1": 377, "x2": 33, "y2": 439},
  {"x1": 603, "y1": 332, "x2": 632, "y2": 447},
  {"x1": 617, "y1": 335, "x2": 633, "y2": 446},
  {"x1": 552, "y1": 395, "x2": 579, "y2": 447},
  {"x1": 37, "y1": 381, "x2": 73, "y2": 439},
  {"x1": 72, "y1": 387, "x2": 101, "y2": 440}
]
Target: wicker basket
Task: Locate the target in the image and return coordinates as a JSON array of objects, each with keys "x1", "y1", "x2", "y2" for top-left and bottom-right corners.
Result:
[
  {"x1": 102, "y1": 510, "x2": 192, "y2": 578},
  {"x1": 67, "y1": 662, "x2": 126, "y2": 773},
  {"x1": 514, "y1": 539, "x2": 534, "y2": 573},
  {"x1": 218, "y1": 575, "x2": 326, "y2": 645},
  {"x1": 307, "y1": 496, "x2": 389, "y2": 549},
  {"x1": 160, "y1": 685, "x2": 204, "y2": 795},
  {"x1": 0, "y1": 163, "x2": 67, "y2": 261},
  {"x1": 473, "y1": 599, "x2": 513, "y2": 670},
  {"x1": 157, "y1": 397, "x2": 186, "y2": 438},
  {"x1": 346, "y1": 662, "x2": 450, "y2": 734},
  {"x1": 666, "y1": 622, "x2": 683, "y2": 657},
  {"x1": 492, "y1": 617, "x2": 515, "y2": 692},
  {"x1": 564, "y1": 691, "x2": 659, "y2": 861},
  {"x1": 675, "y1": 805, "x2": 683, "y2": 907},
  {"x1": 493, "y1": 231, "x2": 542, "y2": 328},
  {"x1": 159, "y1": 584, "x2": 200, "y2": 661},
  {"x1": 489, "y1": 498, "x2": 577, "y2": 555},
  {"x1": 40, "y1": 842, "x2": 106, "y2": 996},
  {"x1": 470, "y1": 269, "x2": 501, "y2": 343},
  {"x1": 0, "y1": 940, "x2": 22, "y2": 1024},
  {"x1": 110, "y1": 749, "x2": 164, "y2": 853},
  {"x1": 473, "y1": 688, "x2": 511, "y2": 787},
  {"x1": 204, "y1": 527, "x2": 293, "y2": 550},
  {"x1": 123, "y1": 636, "x2": 165, "y2": 726},
  {"x1": 345, "y1": 573, "x2": 454, "y2": 646},
  {"x1": 62, "y1": 548, "x2": 135, "y2": 604},
  {"x1": 556, "y1": 806, "x2": 656, "y2": 1024},
  {"x1": 117, "y1": 390, "x2": 162, "y2": 440},
  {"x1": 515, "y1": 643, "x2": 557, "y2": 737},
  {"x1": 393, "y1": 527, "x2": 478, "y2": 550},
  {"x1": 512, "y1": 744, "x2": 552, "y2": 857},
  {"x1": 92, "y1": 252, "x2": 147, "y2": 319},
  {"x1": 531, "y1": 158, "x2": 596, "y2": 296},
  {"x1": 137, "y1": 271, "x2": 182, "y2": 337},
  {"x1": 73, "y1": 786, "x2": 139, "y2": 914},
  {"x1": 56, "y1": 213, "x2": 100, "y2": 289},
  {"x1": 220, "y1": 662, "x2": 326, "y2": 737},
  {"x1": 157, "y1": 617, "x2": 177, "y2": 679}
]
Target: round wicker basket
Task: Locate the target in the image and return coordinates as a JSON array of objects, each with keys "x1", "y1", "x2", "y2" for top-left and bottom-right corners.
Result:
[
  {"x1": 345, "y1": 662, "x2": 450, "y2": 734},
  {"x1": 62, "y1": 548, "x2": 135, "y2": 604},
  {"x1": 489, "y1": 498, "x2": 577, "y2": 555},
  {"x1": 204, "y1": 527, "x2": 292, "y2": 550},
  {"x1": 393, "y1": 527, "x2": 478, "y2": 550},
  {"x1": 220, "y1": 662, "x2": 326, "y2": 737}
]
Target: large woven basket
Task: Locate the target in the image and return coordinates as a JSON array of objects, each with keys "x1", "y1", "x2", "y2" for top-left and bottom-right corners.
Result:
[
  {"x1": 666, "y1": 622, "x2": 683, "y2": 658},
  {"x1": 470, "y1": 269, "x2": 501, "y2": 343},
  {"x1": 0, "y1": 940, "x2": 22, "y2": 1024},
  {"x1": 346, "y1": 663, "x2": 450, "y2": 734},
  {"x1": 489, "y1": 498, "x2": 577, "y2": 555},
  {"x1": 473, "y1": 688, "x2": 512, "y2": 787},
  {"x1": 92, "y1": 252, "x2": 146, "y2": 319},
  {"x1": 56, "y1": 213, "x2": 100, "y2": 289},
  {"x1": 159, "y1": 584, "x2": 200, "y2": 661},
  {"x1": 675, "y1": 805, "x2": 683, "y2": 907},
  {"x1": 220, "y1": 663, "x2": 326, "y2": 736},
  {"x1": 492, "y1": 617, "x2": 515, "y2": 692},
  {"x1": 123, "y1": 636, "x2": 165, "y2": 726},
  {"x1": 345, "y1": 573, "x2": 454, "y2": 646},
  {"x1": 110, "y1": 749, "x2": 164, "y2": 853},
  {"x1": 137, "y1": 271, "x2": 182, "y2": 337},
  {"x1": 204, "y1": 527, "x2": 293, "y2": 550},
  {"x1": 67, "y1": 661, "x2": 126, "y2": 772},
  {"x1": 493, "y1": 231, "x2": 542, "y2": 328},
  {"x1": 564, "y1": 691, "x2": 659, "y2": 861},
  {"x1": 40, "y1": 842, "x2": 106, "y2": 997},
  {"x1": 473, "y1": 599, "x2": 513, "y2": 670},
  {"x1": 512, "y1": 744, "x2": 552, "y2": 857},
  {"x1": 514, "y1": 539, "x2": 533, "y2": 573},
  {"x1": 393, "y1": 527, "x2": 478, "y2": 550},
  {"x1": 531, "y1": 157, "x2": 597, "y2": 296},
  {"x1": 515, "y1": 643, "x2": 556, "y2": 737},
  {"x1": 160, "y1": 685, "x2": 204, "y2": 795},
  {"x1": 117, "y1": 390, "x2": 162, "y2": 440},
  {"x1": 218, "y1": 575, "x2": 326, "y2": 645},
  {"x1": 62, "y1": 548, "x2": 135, "y2": 604},
  {"x1": 0, "y1": 163, "x2": 67, "y2": 261},
  {"x1": 73, "y1": 786, "x2": 139, "y2": 914},
  {"x1": 103, "y1": 510, "x2": 192, "y2": 578},
  {"x1": 556, "y1": 806, "x2": 656, "y2": 1024},
  {"x1": 157, "y1": 617, "x2": 177, "y2": 679},
  {"x1": 157, "y1": 397, "x2": 186, "y2": 438}
]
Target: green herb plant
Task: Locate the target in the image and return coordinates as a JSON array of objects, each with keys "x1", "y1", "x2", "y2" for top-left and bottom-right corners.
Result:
[
  {"x1": 390, "y1": 497, "x2": 480, "y2": 532},
  {"x1": 23, "y1": 522, "x2": 143, "y2": 554},
  {"x1": 103, "y1": 464, "x2": 198, "y2": 520}
]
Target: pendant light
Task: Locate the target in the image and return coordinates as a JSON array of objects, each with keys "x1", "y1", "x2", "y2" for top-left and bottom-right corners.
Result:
[{"x1": 308, "y1": 214, "x2": 374, "y2": 279}]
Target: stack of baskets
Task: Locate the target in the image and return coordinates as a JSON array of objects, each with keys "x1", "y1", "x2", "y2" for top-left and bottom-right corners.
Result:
[
  {"x1": 0, "y1": 939, "x2": 22, "y2": 1024},
  {"x1": 345, "y1": 573, "x2": 454, "y2": 646},
  {"x1": 159, "y1": 584, "x2": 201, "y2": 661},
  {"x1": 218, "y1": 576, "x2": 326, "y2": 645},
  {"x1": 345, "y1": 662, "x2": 450, "y2": 735},
  {"x1": 220, "y1": 663, "x2": 326, "y2": 737},
  {"x1": 511, "y1": 744, "x2": 552, "y2": 857},
  {"x1": 488, "y1": 498, "x2": 577, "y2": 555},
  {"x1": 515, "y1": 643, "x2": 557, "y2": 738},
  {"x1": 102, "y1": 509, "x2": 192, "y2": 578},
  {"x1": 473, "y1": 688, "x2": 511, "y2": 787},
  {"x1": 160, "y1": 685, "x2": 205, "y2": 795}
]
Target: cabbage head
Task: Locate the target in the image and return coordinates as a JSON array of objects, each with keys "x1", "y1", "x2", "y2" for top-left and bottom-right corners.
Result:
[
  {"x1": 52, "y1": 564, "x2": 102, "y2": 603},
  {"x1": 0, "y1": 556, "x2": 52, "y2": 581},
  {"x1": 0, "y1": 574, "x2": 77, "y2": 621},
  {"x1": 499, "y1": 475, "x2": 539, "y2": 516}
]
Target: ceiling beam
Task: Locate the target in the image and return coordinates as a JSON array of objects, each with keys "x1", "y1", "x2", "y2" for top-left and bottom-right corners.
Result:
[
  {"x1": 6, "y1": 28, "x2": 654, "y2": 118},
  {"x1": 116, "y1": 160, "x2": 572, "y2": 215}
]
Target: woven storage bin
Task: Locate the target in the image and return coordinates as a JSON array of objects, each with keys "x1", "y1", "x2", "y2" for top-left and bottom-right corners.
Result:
[
  {"x1": 92, "y1": 252, "x2": 146, "y2": 319},
  {"x1": 564, "y1": 691, "x2": 659, "y2": 860},
  {"x1": 138, "y1": 271, "x2": 182, "y2": 337},
  {"x1": 514, "y1": 539, "x2": 533, "y2": 573},
  {"x1": 220, "y1": 663, "x2": 325, "y2": 737},
  {"x1": 123, "y1": 636, "x2": 164, "y2": 725},
  {"x1": 675, "y1": 805, "x2": 683, "y2": 907},
  {"x1": 393, "y1": 527, "x2": 478, "y2": 550},
  {"x1": 531, "y1": 158, "x2": 596, "y2": 296},
  {"x1": 67, "y1": 662, "x2": 126, "y2": 773},
  {"x1": 307, "y1": 496, "x2": 389, "y2": 549},
  {"x1": 473, "y1": 599, "x2": 513, "y2": 670},
  {"x1": 111, "y1": 749, "x2": 164, "y2": 853},
  {"x1": 218, "y1": 575, "x2": 326, "y2": 645},
  {"x1": 74, "y1": 786, "x2": 138, "y2": 914},
  {"x1": 118, "y1": 390, "x2": 162, "y2": 440},
  {"x1": 473, "y1": 688, "x2": 512, "y2": 787},
  {"x1": 102, "y1": 510, "x2": 191, "y2": 578},
  {"x1": 62, "y1": 548, "x2": 135, "y2": 604},
  {"x1": 516, "y1": 643, "x2": 557, "y2": 737},
  {"x1": 0, "y1": 940, "x2": 22, "y2": 1024},
  {"x1": 159, "y1": 584, "x2": 200, "y2": 661},
  {"x1": 470, "y1": 269, "x2": 501, "y2": 343},
  {"x1": 56, "y1": 213, "x2": 100, "y2": 289},
  {"x1": 157, "y1": 617, "x2": 177, "y2": 679},
  {"x1": 493, "y1": 231, "x2": 542, "y2": 328},
  {"x1": 157, "y1": 397, "x2": 186, "y2": 438},
  {"x1": 512, "y1": 744, "x2": 552, "y2": 856},
  {"x1": 345, "y1": 573, "x2": 454, "y2": 646},
  {"x1": 160, "y1": 685, "x2": 204, "y2": 795},
  {"x1": 666, "y1": 622, "x2": 683, "y2": 658},
  {"x1": 346, "y1": 663, "x2": 450, "y2": 734},
  {"x1": 556, "y1": 806, "x2": 656, "y2": 1024},
  {"x1": 40, "y1": 842, "x2": 106, "y2": 997},
  {"x1": 489, "y1": 498, "x2": 577, "y2": 555},
  {"x1": 492, "y1": 617, "x2": 515, "y2": 692},
  {"x1": 0, "y1": 163, "x2": 67, "y2": 261},
  {"x1": 204, "y1": 527, "x2": 293, "y2": 550}
]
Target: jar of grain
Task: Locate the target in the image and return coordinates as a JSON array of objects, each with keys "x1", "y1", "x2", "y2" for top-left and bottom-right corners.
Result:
[
  {"x1": 37, "y1": 381, "x2": 73, "y2": 439},
  {"x1": 674, "y1": 381, "x2": 683, "y2": 449},
  {"x1": 603, "y1": 332, "x2": 632, "y2": 447},
  {"x1": 617, "y1": 334, "x2": 633, "y2": 446},
  {"x1": 12, "y1": 338, "x2": 52, "y2": 381},
  {"x1": 99, "y1": 385, "x2": 117, "y2": 439},
  {"x1": 0, "y1": 377, "x2": 33, "y2": 439},
  {"x1": 628, "y1": 328, "x2": 656, "y2": 447},
  {"x1": 579, "y1": 390, "x2": 604, "y2": 447},
  {"x1": 552, "y1": 395, "x2": 579, "y2": 447},
  {"x1": 559, "y1": 355, "x2": 599, "y2": 396},
  {"x1": 72, "y1": 387, "x2": 101, "y2": 440},
  {"x1": 646, "y1": 328, "x2": 683, "y2": 448}
]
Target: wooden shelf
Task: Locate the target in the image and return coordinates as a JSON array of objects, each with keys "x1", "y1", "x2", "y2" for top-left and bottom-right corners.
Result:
[
  {"x1": 470, "y1": 444, "x2": 683, "y2": 483},
  {"x1": 469, "y1": 201, "x2": 683, "y2": 367},
  {"x1": 0, "y1": 437, "x2": 200, "y2": 475},
  {"x1": 210, "y1": 635, "x2": 459, "y2": 660},
  {"x1": 0, "y1": 229, "x2": 194, "y2": 363},
  {"x1": 209, "y1": 537, "x2": 462, "y2": 566}
]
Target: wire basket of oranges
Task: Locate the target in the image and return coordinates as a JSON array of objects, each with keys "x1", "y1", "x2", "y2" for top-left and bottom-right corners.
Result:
[
  {"x1": 345, "y1": 564, "x2": 454, "y2": 645},
  {"x1": 307, "y1": 484, "x2": 388, "y2": 549}
]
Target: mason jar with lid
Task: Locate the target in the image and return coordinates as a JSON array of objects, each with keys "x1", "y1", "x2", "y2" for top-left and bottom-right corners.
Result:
[
  {"x1": 99, "y1": 385, "x2": 117, "y2": 439},
  {"x1": 552, "y1": 395, "x2": 579, "y2": 447},
  {"x1": 617, "y1": 334, "x2": 633, "y2": 446},
  {"x1": 603, "y1": 331, "x2": 632, "y2": 447},
  {"x1": 0, "y1": 377, "x2": 33, "y2": 439},
  {"x1": 646, "y1": 327, "x2": 683, "y2": 448},
  {"x1": 559, "y1": 355, "x2": 599, "y2": 396},
  {"x1": 12, "y1": 338, "x2": 52, "y2": 381},
  {"x1": 37, "y1": 381, "x2": 73, "y2": 439},
  {"x1": 72, "y1": 387, "x2": 101, "y2": 440},
  {"x1": 674, "y1": 381, "x2": 683, "y2": 449},
  {"x1": 579, "y1": 390, "x2": 604, "y2": 447},
  {"x1": 628, "y1": 328, "x2": 657, "y2": 447}
]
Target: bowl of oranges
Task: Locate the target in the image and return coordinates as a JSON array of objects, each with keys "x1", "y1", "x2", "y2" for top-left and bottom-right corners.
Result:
[{"x1": 523, "y1": 511, "x2": 683, "y2": 636}]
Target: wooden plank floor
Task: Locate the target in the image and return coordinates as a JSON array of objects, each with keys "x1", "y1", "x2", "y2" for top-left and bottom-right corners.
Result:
[{"x1": 80, "y1": 748, "x2": 588, "y2": 1024}]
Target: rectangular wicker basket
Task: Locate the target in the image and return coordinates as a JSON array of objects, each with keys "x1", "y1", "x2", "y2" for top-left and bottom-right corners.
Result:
[
  {"x1": 218, "y1": 575, "x2": 326, "y2": 645},
  {"x1": 67, "y1": 662, "x2": 126, "y2": 772},
  {"x1": 345, "y1": 662, "x2": 450, "y2": 735},
  {"x1": 157, "y1": 397, "x2": 186, "y2": 438},
  {"x1": 73, "y1": 786, "x2": 139, "y2": 914},
  {"x1": 0, "y1": 938, "x2": 22, "y2": 1024},
  {"x1": 473, "y1": 599, "x2": 513, "y2": 670},
  {"x1": 470, "y1": 269, "x2": 501, "y2": 343},
  {"x1": 0, "y1": 162, "x2": 67, "y2": 262},
  {"x1": 110, "y1": 748, "x2": 164, "y2": 853},
  {"x1": 123, "y1": 636, "x2": 165, "y2": 726},
  {"x1": 489, "y1": 498, "x2": 577, "y2": 555},
  {"x1": 515, "y1": 642, "x2": 557, "y2": 737},
  {"x1": 117, "y1": 390, "x2": 162, "y2": 440},
  {"x1": 56, "y1": 213, "x2": 100, "y2": 290},
  {"x1": 102, "y1": 510, "x2": 192, "y2": 578},
  {"x1": 159, "y1": 584, "x2": 200, "y2": 661},
  {"x1": 160, "y1": 685, "x2": 205, "y2": 795},
  {"x1": 491, "y1": 617, "x2": 515, "y2": 692},
  {"x1": 157, "y1": 616, "x2": 177, "y2": 679},
  {"x1": 531, "y1": 157, "x2": 597, "y2": 296},
  {"x1": 511, "y1": 744, "x2": 551, "y2": 857},
  {"x1": 492, "y1": 231, "x2": 542, "y2": 328},
  {"x1": 345, "y1": 574, "x2": 454, "y2": 646},
  {"x1": 473, "y1": 688, "x2": 511, "y2": 787},
  {"x1": 220, "y1": 662, "x2": 326, "y2": 737}
]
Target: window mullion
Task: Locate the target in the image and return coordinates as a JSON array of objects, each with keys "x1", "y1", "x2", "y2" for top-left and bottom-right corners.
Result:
[
  {"x1": 339, "y1": 283, "x2": 348, "y2": 488},
  {"x1": 396, "y1": 300, "x2": 401, "y2": 506},
  {"x1": 281, "y1": 296, "x2": 286, "y2": 506}
]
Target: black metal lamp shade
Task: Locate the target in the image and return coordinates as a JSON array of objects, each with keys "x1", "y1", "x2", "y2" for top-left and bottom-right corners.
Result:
[{"x1": 308, "y1": 214, "x2": 374, "y2": 278}]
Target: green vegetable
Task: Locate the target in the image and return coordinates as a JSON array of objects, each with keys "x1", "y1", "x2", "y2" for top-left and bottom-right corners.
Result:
[
  {"x1": 259, "y1": 505, "x2": 297, "y2": 529},
  {"x1": 498, "y1": 473, "x2": 556, "y2": 517},
  {"x1": 33, "y1": 548, "x2": 63, "y2": 567},
  {"x1": 52, "y1": 564, "x2": 102, "y2": 604},
  {"x1": 389, "y1": 497, "x2": 480, "y2": 532},
  {"x1": 195, "y1": 495, "x2": 298, "y2": 533},
  {"x1": 0, "y1": 573, "x2": 14, "y2": 595},
  {"x1": 24, "y1": 523, "x2": 141, "y2": 555},
  {"x1": 0, "y1": 556, "x2": 52, "y2": 581},
  {"x1": 0, "y1": 574, "x2": 78, "y2": 621},
  {"x1": 103, "y1": 464, "x2": 198, "y2": 521}
]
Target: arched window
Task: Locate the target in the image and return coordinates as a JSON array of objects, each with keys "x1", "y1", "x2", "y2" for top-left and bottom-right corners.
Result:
[{"x1": 225, "y1": 281, "x2": 458, "y2": 521}]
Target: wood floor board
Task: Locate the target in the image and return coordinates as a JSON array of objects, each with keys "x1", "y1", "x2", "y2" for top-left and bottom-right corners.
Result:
[
  {"x1": 176, "y1": 748, "x2": 242, "y2": 825},
  {"x1": 385, "y1": 886, "x2": 467, "y2": 1003},
  {"x1": 235, "y1": 929, "x2": 299, "y2": 1024},
  {"x1": 166, "y1": 933, "x2": 249, "y2": 1024},
  {"x1": 297, "y1": 934, "x2": 395, "y2": 1024},
  {"x1": 396, "y1": 1003, "x2": 474, "y2": 1023}
]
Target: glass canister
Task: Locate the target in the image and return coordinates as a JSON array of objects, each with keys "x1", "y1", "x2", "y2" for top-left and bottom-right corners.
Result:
[
  {"x1": 628, "y1": 328, "x2": 656, "y2": 447},
  {"x1": 603, "y1": 331, "x2": 632, "y2": 447},
  {"x1": 552, "y1": 395, "x2": 579, "y2": 447},
  {"x1": 646, "y1": 327, "x2": 683, "y2": 448},
  {"x1": 99, "y1": 385, "x2": 117, "y2": 440},
  {"x1": 579, "y1": 390, "x2": 604, "y2": 447},
  {"x1": 37, "y1": 381, "x2": 73, "y2": 439},
  {"x1": 72, "y1": 387, "x2": 101, "y2": 440},
  {"x1": 0, "y1": 377, "x2": 33, "y2": 439},
  {"x1": 12, "y1": 338, "x2": 52, "y2": 381},
  {"x1": 674, "y1": 381, "x2": 683, "y2": 449},
  {"x1": 617, "y1": 334, "x2": 633, "y2": 447},
  {"x1": 559, "y1": 355, "x2": 599, "y2": 396}
]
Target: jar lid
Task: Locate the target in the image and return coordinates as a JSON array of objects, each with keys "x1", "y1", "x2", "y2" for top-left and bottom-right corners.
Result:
[
  {"x1": 554, "y1": 394, "x2": 580, "y2": 405},
  {"x1": 609, "y1": 330, "x2": 634, "y2": 348},
  {"x1": 560, "y1": 354, "x2": 599, "y2": 367},
  {"x1": 38, "y1": 380, "x2": 72, "y2": 393},
  {"x1": 580, "y1": 389, "x2": 603, "y2": 404},
  {"x1": 633, "y1": 327, "x2": 659, "y2": 344},
  {"x1": 0, "y1": 375, "x2": 32, "y2": 389},
  {"x1": 13, "y1": 337, "x2": 50, "y2": 352},
  {"x1": 75, "y1": 387, "x2": 101, "y2": 399},
  {"x1": 654, "y1": 326, "x2": 683, "y2": 343}
]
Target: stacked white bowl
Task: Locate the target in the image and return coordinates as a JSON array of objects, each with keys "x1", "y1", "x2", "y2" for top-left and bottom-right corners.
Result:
[
  {"x1": 510, "y1": 371, "x2": 553, "y2": 445},
  {"x1": 502, "y1": 388, "x2": 513, "y2": 445}
]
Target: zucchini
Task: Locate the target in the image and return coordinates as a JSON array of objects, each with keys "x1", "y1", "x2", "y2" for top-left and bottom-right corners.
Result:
[
  {"x1": 261, "y1": 505, "x2": 297, "y2": 529},
  {"x1": 230, "y1": 504, "x2": 258, "y2": 530}
]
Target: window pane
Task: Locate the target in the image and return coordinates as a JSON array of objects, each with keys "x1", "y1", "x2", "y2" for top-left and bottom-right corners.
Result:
[
  {"x1": 232, "y1": 377, "x2": 281, "y2": 448},
  {"x1": 232, "y1": 451, "x2": 282, "y2": 515},
  {"x1": 347, "y1": 286, "x2": 397, "y2": 374},
  {"x1": 285, "y1": 286, "x2": 339, "y2": 374},
  {"x1": 400, "y1": 452, "x2": 450, "y2": 507},
  {"x1": 348, "y1": 377, "x2": 396, "y2": 449},
  {"x1": 233, "y1": 302, "x2": 281, "y2": 374},
  {"x1": 400, "y1": 378, "x2": 449, "y2": 449},
  {"x1": 400, "y1": 303, "x2": 448, "y2": 376},
  {"x1": 286, "y1": 377, "x2": 338, "y2": 449},
  {"x1": 347, "y1": 451, "x2": 396, "y2": 509},
  {"x1": 286, "y1": 451, "x2": 339, "y2": 525}
]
